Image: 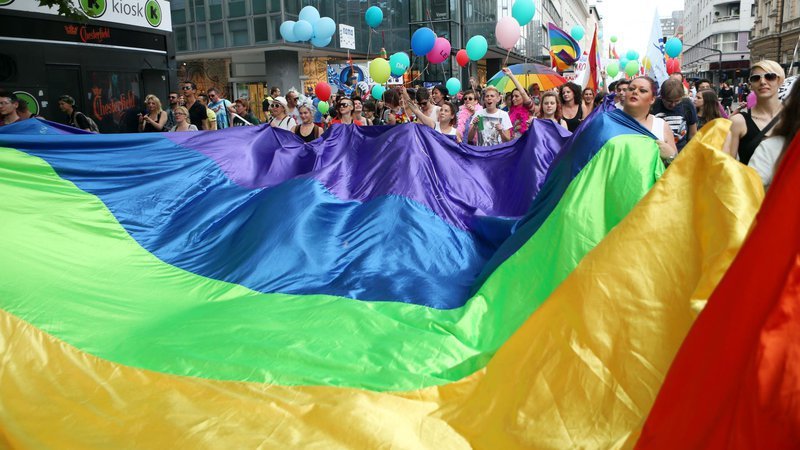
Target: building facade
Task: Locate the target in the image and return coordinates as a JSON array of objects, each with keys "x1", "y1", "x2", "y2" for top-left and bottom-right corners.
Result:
[
  {"x1": 661, "y1": 10, "x2": 684, "y2": 38},
  {"x1": 750, "y1": 0, "x2": 800, "y2": 74},
  {"x1": 171, "y1": 0, "x2": 550, "y2": 106},
  {"x1": 0, "y1": 0, "x2": 176, "y2": 132},
  {"x1": 682, "y1": 0, "x2": 754, "y2": 84}
]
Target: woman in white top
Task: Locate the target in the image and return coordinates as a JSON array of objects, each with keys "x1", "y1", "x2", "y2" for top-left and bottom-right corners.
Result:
[
  {"x1": 623, "y1": 76, "x2": 678, "y2": 163},
  {"x1": 748, "y1": 78, "x2": 800, "y2": 188},
  {"x1": 268, "y1": 96, "x2": 297, "y2": 131},
  {"x1": 400, "y1": 87, "x2": 460, "y2": 142}
]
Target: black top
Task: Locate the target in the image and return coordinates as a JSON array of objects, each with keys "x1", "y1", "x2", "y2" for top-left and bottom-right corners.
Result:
[
  {"x1": 295, "y1": 124, "x2": 320, "y2": 143},
  {"x1": 738, "y1": 111, "x2": 764, "y2": 165},
  {"x1": 187, "y1": 101, "x2": 207, "y2": 130},
  {"x1": 142, "y1": 112, "x2": 162, "y2": 132},
  {"x1": 563, "y1": 104, "x2": 583, "y2": 132}
]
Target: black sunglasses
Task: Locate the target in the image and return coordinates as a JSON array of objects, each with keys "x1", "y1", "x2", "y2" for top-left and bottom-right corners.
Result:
[
  {"x1": 464, "y1": 97, "x2": 475, "y2": 101},
  {"x1": 749, "y1": 73, "x2": 779, "y2": 83},
  {"x1": 270, "y1": 103, "x2": 283, "y2": 108},
  {"x1": 181, "y1": 86, "x2": 193, "y2": 90},
  {"x1": 339, "y1": 103, "x2": 353, "y2": 108}
]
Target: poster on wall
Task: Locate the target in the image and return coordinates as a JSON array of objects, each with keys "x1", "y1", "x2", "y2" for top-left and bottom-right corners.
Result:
[
  {"x1": 87, "y1": 71, "x2": 141, "y2": 133},
  {"x1": 327, "y1": 62, "x2": 402, "y2": 97}
]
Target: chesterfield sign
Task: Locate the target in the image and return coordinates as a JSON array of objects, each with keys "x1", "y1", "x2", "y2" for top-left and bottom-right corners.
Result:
[{"x1": 1, "y1": 0, "x2": 171, "y2": 31}]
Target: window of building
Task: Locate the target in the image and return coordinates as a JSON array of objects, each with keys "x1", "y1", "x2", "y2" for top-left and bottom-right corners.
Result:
[
  {"x1": 175, "y1": 26, "x2": 189, "y2": 51},
  {"x1": 208, "y1": 0, "x2": 222, "y2": 21},
  {"x1": 228, "y1": 19, "x2": 250, "y2": 46},
  {"x1": 251, "y1": 0, "x2": 279, "y2": 15},
  {"x1": 193, "y1": 0, "x2": 206, "y2": 22},
  {"x1": 210, "y1": 21, "x2": 225, "y2": 48},
  {"x1": 228, "y1": 0, "x2": 247, "y2": 18},
  {"x1": 196, "y1": 23, "x2": 208, "y2": 49},
  {"x1": 410, "y1": 0, "x2": 450, "y2": 22},
  {"x1": 172, "y1": 0, "x2": 188, "y2": 24},
  {"x1": 713, "y1": 32, "x2": 738, "y2": 53}
]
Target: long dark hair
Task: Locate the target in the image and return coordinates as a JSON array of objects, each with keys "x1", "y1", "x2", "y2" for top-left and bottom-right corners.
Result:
[
  {"x1": 697, "y1": 90, "x2": 722, "y2": 121},
  {"x1": 559, "y1": 82, "x2": 582, "y2": 106}
]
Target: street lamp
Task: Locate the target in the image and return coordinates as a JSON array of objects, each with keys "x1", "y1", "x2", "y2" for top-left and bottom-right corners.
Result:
[{"x1": 683, "y1": 43, "x2": 723, "y2": 83}]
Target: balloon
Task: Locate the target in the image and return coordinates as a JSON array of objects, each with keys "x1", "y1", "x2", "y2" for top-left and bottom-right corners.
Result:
[
  {"x1": 619, "y1": 58, "x2": 629, "y2": 72},
  {"x1": 746, "y1": 91, "x2": 756, "y2": 108},
  {"x1": 466, "y1": 35, "x2": 488, "y2": 60},
  {"x1": 389, "y1": 52, "x2": 410, "y2": 77},
  {"x1": 570, "y1": 25, "x2": 585, "y2": 41},
  {"x1": 665, "y1": 37, "x2": 683, "y2": 58},
  {"x1": 317, "y1": 101, "x2": 329, "y2": 114},
  {"x1": 456, "y1": 49, "x2": 469, "y2": 67},
  {"x1": 626, "y1": 50, "x2": 639, "y2": 61},
  {"x1": 606, "y1": 61, "x2": 619, "y2": 78},
  {"x1": 293, "y1": 20, "x2": 313, "y2": 41},
  {"x1": 624, "y1": 60, "x2": 639, "y2": 77},
  {"x1": 311, "y1": 35, "x2": 331, "y2": 47},
  {"x1": 369, "y1": 57, "x2": 391, "y2": 84},
  {"x1": 411, "y1": 27, "x2": 436, "y2": 55},
  {"x1": 495, "y1": 17, "x2": 521, "y2": 50},
  {"x1": 426, "y1": 37, "x2": 451, "y2": 64},
  {"x1": 666, "y1": 58, "x2": 681, "y2": 74},
  {"x1": 365, "y1": 6, "x2": 383, "y2": 28},
  {"x1": 280, "y1": 21, "x2": 298, "y2": 42},
  {"x1": 599, "y1": 31, "x2": 603, "y2": 40},
  {"x1": 371, "y1": 85, "x2": 386, "y2": 101},
  {"x1": 610, "y1": 35, "x2": 617, "y2": 43},
  {"x1": 511, "y1": 0, "x2": 535, "y2": 26},
  {"x1": 315, "y1": 82, "x2": 331, "y2": 102},
  {"x1": 298, "y1": 6, "x2": 320, "y2": 27},
  {"x1": 446, "y1": 77, "x2": 461, "y2": 96},
  {"x1": 642, "y1": 56, "x2": 652, "y2": 71},
  {"x1": 314, "y1": 17, "x2": 336, "y2": 39}
]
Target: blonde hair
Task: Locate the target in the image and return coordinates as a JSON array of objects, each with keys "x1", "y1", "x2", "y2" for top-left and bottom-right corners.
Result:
[
  {"x1": 750, "y1": 60, "x2": 785, "y2": 83},
  {"x1": 482, "y1": 86, "x2": 500, "y2": 97},
  {"x1": 144, "y1": 94, "x2": 163, "y2": 112},
  {"x1": 174, "y1": 105, "x2": 189, "y2": 117}
]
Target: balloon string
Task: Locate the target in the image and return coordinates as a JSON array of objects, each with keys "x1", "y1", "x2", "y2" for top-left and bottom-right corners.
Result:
[
  {"x1": 503, "y1": 48, "x2": 511, "y2": 67},
  {"x1": 406, "y1": 61, "x2": 429, "y2": 86}
]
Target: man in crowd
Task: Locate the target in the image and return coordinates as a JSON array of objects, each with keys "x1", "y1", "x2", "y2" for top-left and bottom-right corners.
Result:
[
  {"x1": 613, "y1": 79, "x2": 630, "y2": 109},
  {"x1": 164, "y1": 91, "x2": 179, "y2": 130},
  {"x1": 197, "y1": 94, "x2": 218, "y2": 130},
  {"x1": 180, "y1": 81, "x2": 208, "y2": 130},
  {"x1": 58, "y1": 94, "x2": 96, "y2": 131},
  {"x1": 207, "y1": 87, "x2": 231, "y2": 129},
  {"x1": 0, "y1": 91, "x2": 22, "y2": 126},
  {"x1": 653, "y1": 78, "x2": 698, "y2": 151},
  {"x1": 285, "y1": 89, "x2": 301, "y2": 124},
  {"x1": 262, "y1": 86, "x2": 281, "y2": 118}
]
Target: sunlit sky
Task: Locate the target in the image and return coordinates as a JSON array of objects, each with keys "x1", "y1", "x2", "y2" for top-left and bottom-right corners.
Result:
[{"x1": 594, "y1": 0, "x2": 685, "y2": 54}]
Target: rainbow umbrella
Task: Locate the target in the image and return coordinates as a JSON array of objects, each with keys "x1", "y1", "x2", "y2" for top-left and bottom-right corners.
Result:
[{"x1": 487, "y1": 63, "x2": 567, "y2": 93}]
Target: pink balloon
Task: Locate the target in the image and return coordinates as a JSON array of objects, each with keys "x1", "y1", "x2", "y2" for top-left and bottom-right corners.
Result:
[
  {"x1": 495, "y1": 17, "x2": 521, "y2": 50},
  {"x1": 746, "y1": 91, "x2": 756, "y2": 109},
  {"x1": 426, "y1": 37, "x2": 451, "y2": 64}
]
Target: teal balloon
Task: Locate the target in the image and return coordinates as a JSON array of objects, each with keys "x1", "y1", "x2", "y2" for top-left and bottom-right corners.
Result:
[
  {"x1": 389, "y1": 52, "x2": 410, "y2": 77},
  {"x1": 606, "y1": 61, "x2": 619, "y2": 78},
  {"x1": 570, "y1": 25, "x2": 585, "y2": 41},
  {"x1": 311, "y1": 35, "x2": 331, "y2": 47},
  {"x1": 665, "y1": 37, "x2": 683, "y2": 58},
  {"x1": 298, "y1": 6, "x2": 320, "y2": 27},
  {"x1": 625, "y1": 60, "x2": 639, "y2": 77},
  {"x1": 280, "y1": 21, "x2": 297, "y2": 42},
  {"x1": 446, "y1": 77, "x2": 461, "y2": 96},
  {"x1": 411, "y1": 27, "x2": 436, "y2": 55},
  {"x1": 466, "y1": 35, "x2": 488, "y2": 61},
  {"x1": 371, "y1": 85, "x2": 386, "y2": 101},
  {"x1": 626, "y1": 50, "x2": 639, "y2": 61},
  {"x1": 365, "y1": 6, "x2": 383, "y2": 28},
  {"x1": 314, "y1": 17, "x2": 336, "y2": 39},
  {"x1": 619, "y1": 58, "x2": 629, "y2": 71},
  {"x1": 511, "y1": 0, "x2": 535, "y2": 26},
  {"x1": 293, "y1": 20, "x2": 313, "y2": 41}
]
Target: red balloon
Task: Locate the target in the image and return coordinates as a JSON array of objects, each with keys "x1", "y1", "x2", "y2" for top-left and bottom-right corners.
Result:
[
  {"x1": 315, "y1": 82, "x2": 332, "y2": 102},
  {"x1": 456, "y1": 49, "x2": 469, "y2": 67},
  {"x1": 666, "y1": 58, "x2": 681, "y2": 75}
]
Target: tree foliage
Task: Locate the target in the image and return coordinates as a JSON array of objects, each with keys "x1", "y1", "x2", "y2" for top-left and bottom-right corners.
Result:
[{"x1": 37, "y1": 0, "x2": 88, "y2": 21}]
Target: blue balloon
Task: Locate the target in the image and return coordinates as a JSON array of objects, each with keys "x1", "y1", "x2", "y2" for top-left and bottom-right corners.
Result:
[
  {"x1": 466, "y1": 35, "x2": 488, "y2": 61},
  {"x1": 298, "y1": 6, "x2": 320, "y2": 27},
  {"x1": 570, "y1": 25, "x2": 585, "y2": 41},
  {"x1": 626, "y1": 50, "x2": 639, "y2": 61},
  {"x1": 365, "y1": 6, "x2": 383, "y2": 28},
  {"x1": 311, "y1": 35, "x2": 332, "y2": 47},
  {"x1": 665, "y1": 37, "x2": 683, "y2": 58},
  {"x1": 411, "y1": 27, "x2": 436, "y2": 55},
  {"x1": 619, "y1": 58, "x2": 629, "y2": 72},
  {"x1": 293, "y1": 20, "x2": 313, "y2": 42},
  {"x1": 314, "y1": 17, "x2": 336, "y2": 39},
  {"x1": 446, "y1": 77, "x2": 461, "y2": 96},
  {"x1": 389, "y1": 52, "x2": 410, "y2": 77},
  {"x1": 371, "y1": 84, "x2": 386, "y2": 101},
  {"x1": 280, "y1": 21, "x2": 297, "y2": 42},
  {"x1": 511, "y1": 0, "x2": 535, "y2": 26}
]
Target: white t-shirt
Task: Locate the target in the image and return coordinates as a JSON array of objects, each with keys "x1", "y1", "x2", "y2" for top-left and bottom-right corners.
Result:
[
  {"x1": 434, "y1": 122, "x2": 458, "y2": 136},
  {"x1": 473, "y1": 109, "x2": 512, "y2": 146},
  {"x1": 748, "y1": 136, "x2": 786, "y2": 189},
  {"x1": 286, "y1": 107, "x2": 301, "y2": 124},
  {"x1": 649, "y1": 116, "x2": 666, "y2": 142},
  {"x1": 270, "y1": 116, "x2": 297, "y2": 131}
]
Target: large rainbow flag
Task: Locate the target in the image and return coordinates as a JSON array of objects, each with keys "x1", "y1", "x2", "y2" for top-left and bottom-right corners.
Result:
[
  {"x1": 0, "y1": 112, "x2": 768, "y2": 447},
  {"x1": 549, "y1": 22, "x2": 581, "y2": 72}
]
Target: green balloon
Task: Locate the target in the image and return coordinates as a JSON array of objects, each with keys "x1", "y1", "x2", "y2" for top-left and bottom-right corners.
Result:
[
  {"x1": 606, "y1": 61, "x2": 620, "y2": 78},
  {"x1": 369, "y1": 58, "x2": 391, "y2": 84},
  {"x1": 624, "y1": 60, "x2": 639, "y2": 77},
  {"x1": 610, "y1": 36, "x2": 617, "y2": 43},
  {"x1": 317, "y1": 101, "x2": 329, "y2": 114}
]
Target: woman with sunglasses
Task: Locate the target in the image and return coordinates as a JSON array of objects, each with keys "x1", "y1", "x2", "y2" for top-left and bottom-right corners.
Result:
[
  {"x1": 266, "y1": 97, "x2": 295, "y2": 130},
  {"x1": 330, "y1": 98, "x2": 363, "y2": 126},
  {"x1": 457, "y1": 89, "x2": 482, "y2": 143},
  {"x1": 749, "y1": 77, "x2": 800, "y2": 188},
  {"x1": 723, "y1": 60, "x2": 785, "y2": 165}
]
